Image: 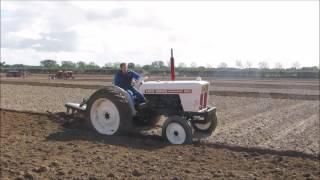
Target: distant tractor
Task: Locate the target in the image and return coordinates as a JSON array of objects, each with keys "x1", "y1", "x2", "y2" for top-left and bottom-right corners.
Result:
[
  {"x1": 65, "y1": 49, "x2": 217, "y2": 144},
  {"x1": 49, "y1": 70, "x2": 75, "y2": 80},
  {"x1": 6, "y1": 70, "x2": 28, "y2": 78}
]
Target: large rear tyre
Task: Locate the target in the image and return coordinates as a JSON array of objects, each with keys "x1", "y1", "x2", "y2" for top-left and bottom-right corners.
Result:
[
  {"x1": 85, "y1": 88, "x2": 132, "y2": 135},
  {"x1": 192, "y1": 113, "x2": 217, "y2": 135},
  {"x1": 162, "y1": 116, "x2": 193, "y2": 144}
]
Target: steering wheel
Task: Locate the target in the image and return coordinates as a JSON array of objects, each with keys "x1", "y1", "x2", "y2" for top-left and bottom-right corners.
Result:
[{"x1": 132, "y1": 78, "x2": 144, "y2": 90}]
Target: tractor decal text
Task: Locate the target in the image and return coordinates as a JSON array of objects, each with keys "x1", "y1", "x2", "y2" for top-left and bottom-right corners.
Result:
[{"x1": 144, "y1": 89, "x2": 192, "y2": 94}]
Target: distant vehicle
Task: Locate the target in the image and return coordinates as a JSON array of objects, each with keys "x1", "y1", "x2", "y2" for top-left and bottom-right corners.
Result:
[
  {"x1": 49, "y1": 70, "x2": 75, "y2": 80},
  {"x1": 6, "y1": 70, "x2": 29, "y2": 78}
]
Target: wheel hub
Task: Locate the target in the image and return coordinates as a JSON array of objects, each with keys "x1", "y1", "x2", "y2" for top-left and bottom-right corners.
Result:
[
  {"x1": 105, "y1": 112, "x2": 110, "y2": 119},
  {"x1": 174, "y1": 131, "x2": 179, "y2": 136}
]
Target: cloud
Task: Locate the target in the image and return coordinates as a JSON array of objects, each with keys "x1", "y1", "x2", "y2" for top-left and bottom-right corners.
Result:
[
  {"x1": 1, "y1": 1, "x2": 318, "y2": 67},
  {"x1": 1, "y1": 10, "x2": 33, "y2": 33},
  {"x1": 84, "y1": 7, "x2": 167, "y2": 30},
  {"x1": 1, "y1": 1, "x2": 82, "y2": 52},
  {"x1": 128, "y1": 16, "x2": 168, "y2": 30},
  {"x1": 110, "y1": 8, "x2": 128, "y2": 18},
  {"x1": 85, "y1": 8, "x2": 128, "y2": 21},
  {"x1": 2, "y1": 31, "x2": 77, "y2": 52},
  {"x1": 34, "y1": 31, "x2": 77, "y2": 52}
]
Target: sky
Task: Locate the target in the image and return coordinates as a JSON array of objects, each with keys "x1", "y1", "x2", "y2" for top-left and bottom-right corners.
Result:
[{"x1": 1, "y1": 1, "x2": 319, "y2": 68}]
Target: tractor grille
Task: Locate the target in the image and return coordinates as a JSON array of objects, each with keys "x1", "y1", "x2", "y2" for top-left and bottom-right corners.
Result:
[
  {"x1": 199, "y1": 84, "x2": 209, "y2": 110},
  {"x1": 200, "y1": 93, "x2": 203, "y2": 109}
]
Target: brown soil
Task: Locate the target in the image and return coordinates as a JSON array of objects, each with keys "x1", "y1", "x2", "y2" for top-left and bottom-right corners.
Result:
[
  {"x1": 1, "y1": 84, "x2": 319, "y2": 155},
  {"x1": 1, "y1": 110, "x2": 319, "y2": 179},
  {"x1": 1, "y1": 80, "x2": 319, "y2": 100},
  {"x1": 211, "y1": 96, "x2": 320, "y2": 155}
]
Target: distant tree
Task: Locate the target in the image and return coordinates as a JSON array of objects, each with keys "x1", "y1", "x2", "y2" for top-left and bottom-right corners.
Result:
[
  {"x1": 166, "y1": 61, "x2": 170, "y2": 67},
  {"x1": 218, "y1": 62, "x2": 228, "y2": 68},
  {"x1": 0, "y1": 61, "x2": 5, "y2": 67},
  {"x1": 128, "y1": 62, "x2": 135, "y2": 69},
  {"x1": 151, "y1": 61, "x2": 165, "y2": 68},
  {"x1": 86, "y1": 62, "x2": 100, "y2": 69},
  {"x1": 135, "y1": 64, "x2": 141, "y2": 69},
  {"x1": 190, "y1": 62, "x2": 197, "y2": 68},
  {"x1": 112, "y1": 62, "x2": 121, "y2": 69},
  {"x1": 40, "y1": 59, "x2": 58, "y2": 68},
  {"x1": 245, "y1": 61, "x2": 252, "y2": 69},
  {"x1": 178, "y1": 62, "x2": 187, "y2": 68},
  {"x1": 103, "y1": 62, "x2": 112, "y2": 68},
  {"x1": 258, "y1": 61, "x2": 269, "y2": 69},
  {"x1": 11, "y1": 64, "x2": 25, "y2": 68},
  {"x1": 61, "y1": 61, "x2": 76, "y2": 70},
  {"x1": 301, "y1": 66, "x2": 319, "y2": 70},
  {"x1": 142, "y1": 65, "x2": 151, "y2": 71},
  {"x1": 77, "y1": 61, "x2": 87, "y2": 71},
  {"x1": 292, "y1": 61, "x2": 301, "y2": 69},
  {"x1": 235, "y1": 60, "x2": 243, "y2": 69},
  {"x1": 206, "y1": 63, "x2": 213, "y2": 68},
  {"x1": 274, "y1": 62, "x2": 283, "y2": 69}
]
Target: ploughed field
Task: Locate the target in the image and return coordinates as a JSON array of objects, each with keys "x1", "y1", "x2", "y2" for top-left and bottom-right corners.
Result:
[
  {"x1": 1, "y1": 84, "x2": 319, "y2": 155},
  {"x1": 1, "y1": 110, "x2": 319, "y2": 179},
  {"x1": 1, "y1": 75, "x2": 319, "y2": 179},
  {"x1": 1, "y1": 74, "x2": 319, "y2": 96}
]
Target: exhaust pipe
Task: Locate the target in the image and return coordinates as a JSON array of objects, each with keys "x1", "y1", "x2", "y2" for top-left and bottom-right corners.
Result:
[{"x1": 170, "y1": 48, "x2": 175, "y2": 81}]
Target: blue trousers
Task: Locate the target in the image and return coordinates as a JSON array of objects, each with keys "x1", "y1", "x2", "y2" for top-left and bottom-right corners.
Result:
[{"x1": 126, "y1": 87, "x2": 145, "y2": 105}]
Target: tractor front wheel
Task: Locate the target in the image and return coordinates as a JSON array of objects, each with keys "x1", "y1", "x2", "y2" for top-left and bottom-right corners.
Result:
[{"x1": 162, "y1": 116, "x2": 193, "y2": 144}]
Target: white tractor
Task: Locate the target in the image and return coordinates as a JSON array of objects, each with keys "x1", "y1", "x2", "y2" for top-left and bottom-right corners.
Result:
[{"x1": 65, "y1": 49, "x2": 217, "y2": 144}]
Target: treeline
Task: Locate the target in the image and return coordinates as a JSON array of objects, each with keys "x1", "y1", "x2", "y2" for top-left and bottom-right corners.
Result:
[{"x1": 0, "y1": 59, "x2": 319, "y2": 79}]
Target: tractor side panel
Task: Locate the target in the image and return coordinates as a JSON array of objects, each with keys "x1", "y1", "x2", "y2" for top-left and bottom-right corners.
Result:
[{"x1": 141, "y1": 81, "x2": 209, "y2": 112}]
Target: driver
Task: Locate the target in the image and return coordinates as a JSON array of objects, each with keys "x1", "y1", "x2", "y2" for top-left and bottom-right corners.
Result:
[{"x1": 113, "y1": 63, "x2": 145, "y2": 105}]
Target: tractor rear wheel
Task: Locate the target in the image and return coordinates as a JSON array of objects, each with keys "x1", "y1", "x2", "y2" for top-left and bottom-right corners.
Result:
[
  {"x1": 85, "y1": 88, "x2": 132, "y2": 135},
  {"x1": 192, "y1": 113, "x2": 217, "y2": 135},
  {"x1": 162, "y1": 116, "x2": 193, "y2": 144}
]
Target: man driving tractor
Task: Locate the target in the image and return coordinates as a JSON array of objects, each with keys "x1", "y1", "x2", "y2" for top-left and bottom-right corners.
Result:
[{"x1": 113, "y1": 63, "x2": 145, "y2": 105}]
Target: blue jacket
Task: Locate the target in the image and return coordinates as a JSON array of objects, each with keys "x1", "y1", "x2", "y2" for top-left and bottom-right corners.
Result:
[{"x1": 113, "y1": 70, "x2": 141, "y2": 90}]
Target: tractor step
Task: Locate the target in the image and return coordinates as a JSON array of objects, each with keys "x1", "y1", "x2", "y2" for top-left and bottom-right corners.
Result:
[{"x1": 65, "y1": 102, "x2": 86, "y2": 114}]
